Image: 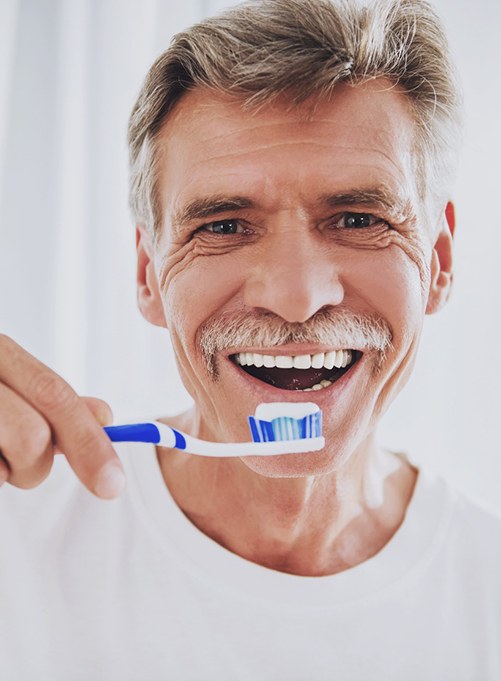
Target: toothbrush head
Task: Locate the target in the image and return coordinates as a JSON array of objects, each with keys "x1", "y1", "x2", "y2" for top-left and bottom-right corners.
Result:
[{"x1": 248, "y1": 402, "x2": 322, "y2": 443}]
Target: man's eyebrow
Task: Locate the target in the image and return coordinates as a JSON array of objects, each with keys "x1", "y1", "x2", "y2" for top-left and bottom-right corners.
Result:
[
  {"x1": 173, "y1": 196, "x2": 254, "y2": 225},
  {"x1": 172, "y1": 188, "x2": 413, "y2": 226},
  {"x1": 320, "y1": 188, "x2": 412, "y2": 218}
]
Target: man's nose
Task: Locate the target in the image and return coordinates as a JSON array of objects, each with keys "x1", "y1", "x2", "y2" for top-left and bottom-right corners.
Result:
[{"x1": 243, "y1": 228, "x2": 345, "y2": 323}]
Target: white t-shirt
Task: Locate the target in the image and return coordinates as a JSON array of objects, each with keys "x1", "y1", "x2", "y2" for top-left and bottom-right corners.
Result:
[{"x1": 0, "y1": 442, "x2": 500, "y2": 681}]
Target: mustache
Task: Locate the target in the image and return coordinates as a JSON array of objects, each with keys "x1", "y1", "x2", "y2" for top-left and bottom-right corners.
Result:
[{"x1": 198, "y1": 308, "x2": 393, "y2": 379}]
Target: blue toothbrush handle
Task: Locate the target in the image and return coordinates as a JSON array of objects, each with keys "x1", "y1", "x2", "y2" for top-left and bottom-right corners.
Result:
[{"x1": 104, "y1": 423, "x2": 161, "y2": 444}]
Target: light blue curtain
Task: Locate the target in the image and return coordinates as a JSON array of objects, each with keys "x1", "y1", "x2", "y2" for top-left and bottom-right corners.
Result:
[{"x1": 0, "y1": 0, "x2": 218, "y2": 412}]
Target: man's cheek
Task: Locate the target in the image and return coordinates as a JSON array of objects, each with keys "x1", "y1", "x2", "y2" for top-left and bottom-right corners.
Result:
[
  {"x1": 393, "y1": 233, "x2": 432, "y2": 297},
  {"x1": 156, "y1": 240, "x2": 202, "y2": 294},
  {"x1": 371, "y1": 336, "x2": 422, "y2": 429}
]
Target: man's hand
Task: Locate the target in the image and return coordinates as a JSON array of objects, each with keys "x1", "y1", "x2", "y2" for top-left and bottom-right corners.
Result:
[{"x1": 0, "y1": 334, "x2": 126, "y2": 499}]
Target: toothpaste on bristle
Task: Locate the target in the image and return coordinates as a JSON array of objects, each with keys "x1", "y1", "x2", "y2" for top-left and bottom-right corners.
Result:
[
  {"x1": 249, "y1": 402, "x2": 322, "y2": 443},
  {"x1": 254, "y1": 402, "x2": 320, "y2": 421}
]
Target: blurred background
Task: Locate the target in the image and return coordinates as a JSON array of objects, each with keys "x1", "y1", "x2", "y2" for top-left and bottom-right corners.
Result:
[{"x1": 0, "y1": 0, "x2": 500, "y2": 510}]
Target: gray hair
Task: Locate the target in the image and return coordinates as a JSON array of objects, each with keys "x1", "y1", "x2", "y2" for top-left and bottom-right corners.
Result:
[{"x1": 128, "y1": 0, "x2": 462, "y2": 237}]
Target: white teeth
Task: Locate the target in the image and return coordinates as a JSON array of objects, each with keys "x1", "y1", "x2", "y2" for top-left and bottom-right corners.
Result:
[
  {"x1": 253, "y1": 353, "x2": 264, "y2": 367},
  {"x1": 275, "y1": 355, "x2": 294, "y2": 368},
  {"x1": 234, "y1": 349, "x2": 355, "y2": 371},
  {"x1": 342, "y1": 350, "x2": 352, "y2": 368},
  {"x1": 311, "y1": 352, "x2": 325, "y2": 369},
  {"x1": 333, "y1": 349, "x2": 351, "y2": 369},
  {"x1": 293, "y1": 354, "x2": 312, "y2": 369},
  {"x1": 302, "y1": 380, "x2": 332, "y2": 392},
  {"x1": 324, "y1": 351, "x2": 336, "y2": 371}
]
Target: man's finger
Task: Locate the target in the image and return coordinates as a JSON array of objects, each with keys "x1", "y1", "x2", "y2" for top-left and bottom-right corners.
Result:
[
  {"x1": 82, "y1": 396, "x2": 114, "y2": 426},
  {"x1": 0, "y1": 335, "x2": 125, "y2": 499},
  {"x1": 0, "y1": 381, "x2": 54, "y2": 488}
]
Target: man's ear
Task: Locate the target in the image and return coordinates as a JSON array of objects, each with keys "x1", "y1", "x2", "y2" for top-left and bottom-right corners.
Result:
[
  {"x1": 425, "y1": 201, "x2": 455, "y2": 315},
  {"x1": 136, "y1": 226, "x2": 168, "y2": 328}
]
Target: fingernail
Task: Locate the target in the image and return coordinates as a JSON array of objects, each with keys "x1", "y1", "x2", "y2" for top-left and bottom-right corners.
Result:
[{"x1": 94, "y1": 460, "x2": 126, "y2": 499}]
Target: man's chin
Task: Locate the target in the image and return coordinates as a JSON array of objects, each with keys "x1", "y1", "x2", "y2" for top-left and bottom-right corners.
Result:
[{"x1": 238, "y1": 448, "x2": 346, "y2": 479}]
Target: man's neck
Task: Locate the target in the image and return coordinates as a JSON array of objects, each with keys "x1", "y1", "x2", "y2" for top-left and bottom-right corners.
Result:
[{"x1": 156, "y1": 412, "x2": 418, "y2": 576}]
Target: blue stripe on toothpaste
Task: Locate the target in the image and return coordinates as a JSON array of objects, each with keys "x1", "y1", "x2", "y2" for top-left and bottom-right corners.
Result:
[
  {"x1": 248, "y1": 417, "x2": 260, "y2": 443},
  {"x1": 248, "y1": 410, "x2": 322, "y2": 444}
]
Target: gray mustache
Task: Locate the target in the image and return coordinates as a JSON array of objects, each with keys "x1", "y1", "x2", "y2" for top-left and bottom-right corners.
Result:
[{"x1": 199, "y1": 308, "x2": 393, "y2": 379}]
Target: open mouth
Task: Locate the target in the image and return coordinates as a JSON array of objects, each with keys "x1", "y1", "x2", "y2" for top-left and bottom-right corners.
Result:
[{"x1": 230, "y1": 349, "x2": 362, "y2": 391}]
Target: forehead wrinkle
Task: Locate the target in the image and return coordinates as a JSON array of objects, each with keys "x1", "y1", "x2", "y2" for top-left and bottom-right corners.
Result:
[
  {"x1": 187, "y1": 140, "x2": 347, "y2": 164},
  {"x1": 180, "y1": 140, "x2": 405, "y2": 165}
]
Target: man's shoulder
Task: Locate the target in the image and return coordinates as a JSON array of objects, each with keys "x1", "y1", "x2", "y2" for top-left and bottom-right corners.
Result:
[
  {"x1": 435, "y1": 473, "x2": 501, "y2": 564},
  {"x1": 448, "y1": 479, "x2": 501, "y2": 531},
  {"x1": 414, "y1": 464, "x2": 500, "y2": 524}
]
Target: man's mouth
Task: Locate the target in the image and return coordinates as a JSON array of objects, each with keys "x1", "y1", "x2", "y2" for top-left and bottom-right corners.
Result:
[{"x1": 230, "y1": 350, "x2": 362, "y2": 391}]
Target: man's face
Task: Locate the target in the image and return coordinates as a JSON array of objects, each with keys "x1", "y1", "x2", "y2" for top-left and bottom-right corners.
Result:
[{"x1": 138, "y1": 80, "x2": 453, "y2": 477}]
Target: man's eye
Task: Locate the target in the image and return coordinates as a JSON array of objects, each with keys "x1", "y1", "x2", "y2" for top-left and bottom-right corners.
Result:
[
  {"x1": 332, "y1": 213, "x2": 384, "y2": 229},
  {"x1": 201, "y1": 219, "x2": 242, "y2": 235}
]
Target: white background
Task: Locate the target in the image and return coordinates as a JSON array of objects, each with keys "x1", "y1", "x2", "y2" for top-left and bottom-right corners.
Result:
[{"x1": 0, "y1": 0, "x2": 500, "y2": 510}]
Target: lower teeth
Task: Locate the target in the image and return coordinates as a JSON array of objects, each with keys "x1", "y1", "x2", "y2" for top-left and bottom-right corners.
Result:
[{"x1": 302, "y1": 379, "x2": 332, "y2": 392}]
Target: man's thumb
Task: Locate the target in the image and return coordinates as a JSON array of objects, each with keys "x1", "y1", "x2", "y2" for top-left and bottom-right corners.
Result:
[{"x1": 81, "y1": 396, "x2": 114, "y2": 426}]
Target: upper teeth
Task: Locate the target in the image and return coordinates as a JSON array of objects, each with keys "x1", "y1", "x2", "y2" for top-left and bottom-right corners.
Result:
[{"x1": 235, "y1": 350, "x2": 353, "y2": 370}]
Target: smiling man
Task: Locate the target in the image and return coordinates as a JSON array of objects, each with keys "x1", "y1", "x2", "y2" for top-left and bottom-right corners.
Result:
[
  {"x1": 0, "y1": 0, "x2": 500, "y2": 679},
  {"x1": 141, "y1": 82, "x2": 425, "y2": 575}
]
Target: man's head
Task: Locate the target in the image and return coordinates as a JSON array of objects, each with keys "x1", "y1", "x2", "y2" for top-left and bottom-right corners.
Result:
[
  {"x1": 130, "y1": 0, "x2": 460, "y2": 477},
  {"x1": 128, "y1": 0, "x2": 461, "y2": 239}
]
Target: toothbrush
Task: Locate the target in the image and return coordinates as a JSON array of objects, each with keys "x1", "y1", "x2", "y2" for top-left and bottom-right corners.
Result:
[{"x1": 104, "y1": 402, "x2": 324, "y2": 457}]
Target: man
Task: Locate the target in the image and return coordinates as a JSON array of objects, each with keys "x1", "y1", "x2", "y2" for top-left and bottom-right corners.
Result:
[{"x1": 0, "y1": 0, "x2": 500, "y2": 679}]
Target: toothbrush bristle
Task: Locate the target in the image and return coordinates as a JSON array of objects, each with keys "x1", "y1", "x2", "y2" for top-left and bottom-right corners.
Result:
[{"x1": 248, "y1": 411, "x2": 322, "y2": 443}]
